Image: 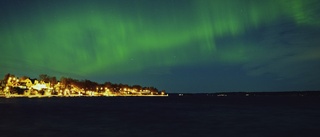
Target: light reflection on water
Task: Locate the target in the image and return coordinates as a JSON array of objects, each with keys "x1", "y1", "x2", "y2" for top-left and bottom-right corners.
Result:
[{"x1": 0, "y1": 96, "x2": 320, "y2": 137}]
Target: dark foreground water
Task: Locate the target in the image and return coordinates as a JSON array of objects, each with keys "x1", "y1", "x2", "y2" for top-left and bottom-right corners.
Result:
[{"x1": 1, "y1": 96, "x2": 320, "y2": 137}]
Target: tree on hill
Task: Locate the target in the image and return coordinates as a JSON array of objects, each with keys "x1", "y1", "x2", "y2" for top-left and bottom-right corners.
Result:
[
  {"x1": 39, "y1": 74, "x2": 50, "y2": 83},
  {"x1": 83, "y1": 79, "x2": 98, "y2": 91},
  {"x1": 49, "y1": 76, "x2": 57, "y2": 86},
  {"x1": 3, "y1": 73, "x2": 14, "y2": 84},
  {"x1": 132, "y1": 85, "x2": 142, "y2": 91}
]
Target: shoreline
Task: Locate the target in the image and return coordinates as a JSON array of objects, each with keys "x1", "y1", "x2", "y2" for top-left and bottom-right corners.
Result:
[{"x1": 0, "y1": 94, "x2": 169, "y2": 98}]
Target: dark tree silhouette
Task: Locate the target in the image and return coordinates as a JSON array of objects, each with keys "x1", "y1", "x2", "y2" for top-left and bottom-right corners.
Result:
[
  {"x1": 39, "y1": 74, "x2": 50, "y2": 83},
  {"x1": 3, "y1": 73, "x2": 14, "y2": 84}
]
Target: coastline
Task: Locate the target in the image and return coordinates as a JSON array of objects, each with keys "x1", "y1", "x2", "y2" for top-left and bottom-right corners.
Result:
[{"x1": 0, "y1": 94, "x2": 169, "y2": 98}]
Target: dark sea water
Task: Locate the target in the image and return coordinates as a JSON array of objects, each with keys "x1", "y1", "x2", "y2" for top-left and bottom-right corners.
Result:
[{"x1": 1, "y1": 96, "x2": 320, "y2": 137}]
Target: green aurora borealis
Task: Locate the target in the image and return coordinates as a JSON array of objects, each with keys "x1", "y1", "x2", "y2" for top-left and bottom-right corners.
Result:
[{"x1": 1, "y1": 0, "x2": 320, "y2": 92}]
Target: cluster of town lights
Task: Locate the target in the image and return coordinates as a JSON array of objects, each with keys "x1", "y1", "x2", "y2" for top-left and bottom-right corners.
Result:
[{"x1": 1, "y1": 76, "x2": 167, "y2": 98}]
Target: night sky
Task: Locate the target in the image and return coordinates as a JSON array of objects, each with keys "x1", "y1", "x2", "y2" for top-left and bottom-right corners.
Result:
[{"x1": 1, "y1": 0, "x2": 320, "y2": 92}]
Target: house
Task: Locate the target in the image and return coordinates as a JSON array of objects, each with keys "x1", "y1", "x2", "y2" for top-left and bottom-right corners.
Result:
[{"x1": 18, "y1": 78, "x2": 33, "y2": 89}]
